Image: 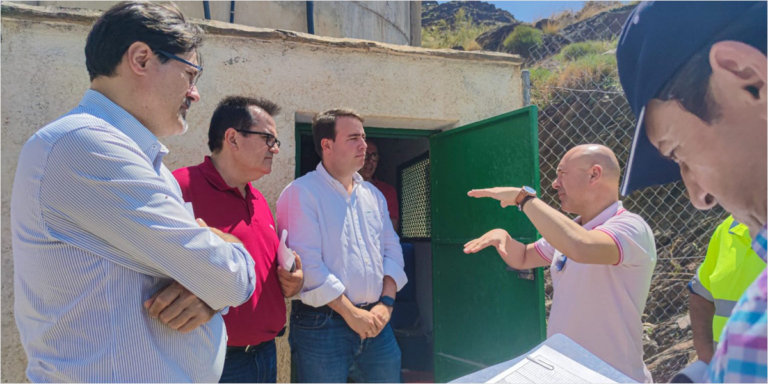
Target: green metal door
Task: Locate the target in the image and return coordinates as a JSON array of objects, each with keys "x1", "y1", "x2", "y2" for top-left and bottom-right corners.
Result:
[{"x1": 430, "y1": 106, "x2": 546, "y2": 382}]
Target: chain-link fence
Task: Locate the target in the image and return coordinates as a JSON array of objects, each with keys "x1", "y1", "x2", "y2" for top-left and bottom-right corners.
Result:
[{"x1": 523, "y1": 8, "x2": 727, "y2": 382}]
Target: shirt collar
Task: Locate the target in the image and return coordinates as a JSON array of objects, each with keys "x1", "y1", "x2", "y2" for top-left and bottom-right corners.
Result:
[
  {"x1": 751, "y1": 224, "x2": 768, "y2": 263},
  {"x1": 316, "y1": 162, "x2": 362, "y2": 196},
  {"x1": 79, "y1": 89, "x2": 167, "y2": 161},
  {"x1": 728, "y1": 219, "x2": 751, "y2": 238},
  {"x1": 576, "y1": 201, "x2": 624, "y2": 230},
  {"x1": 199, "y1": 156, "x2": 253, "y2": 196}
]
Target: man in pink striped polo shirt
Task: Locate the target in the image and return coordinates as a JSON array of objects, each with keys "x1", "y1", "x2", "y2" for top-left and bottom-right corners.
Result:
[{"x1": 464, "y1": 144, "x2": 657, "y2": 383}]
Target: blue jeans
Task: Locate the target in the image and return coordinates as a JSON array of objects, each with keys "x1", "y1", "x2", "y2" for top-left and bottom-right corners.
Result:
[
  {"x1": 219, "y1": 340, "x2": 277, "y2": 383},
  {"x1": 289, "y1": 307, "x2": 402, "y2": 383}
]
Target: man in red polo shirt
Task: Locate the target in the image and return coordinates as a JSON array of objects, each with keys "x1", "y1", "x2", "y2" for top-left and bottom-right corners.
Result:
[
  {"x1": 358, "y1": 140, "x2": 399, "y2": 231},
  {"x1": 173, "y1": 96, "x2": 304, "y2": 383}
]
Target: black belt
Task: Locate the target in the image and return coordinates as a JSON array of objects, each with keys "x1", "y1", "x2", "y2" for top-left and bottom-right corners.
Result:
[
  {"x1": 226, "y1": 327, "x2": 285, "y2": 353},
  {"x1": 292, "y1": 300, "x2": 378, "y2": 315}
]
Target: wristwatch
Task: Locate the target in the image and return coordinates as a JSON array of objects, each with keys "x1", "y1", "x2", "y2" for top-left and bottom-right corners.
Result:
[
  {"x1": 379, "y1": 295, "x2": 395, "y2": 308},
  {"x1": 515, "y1": 186, "x2": 537, "y2": 211}
]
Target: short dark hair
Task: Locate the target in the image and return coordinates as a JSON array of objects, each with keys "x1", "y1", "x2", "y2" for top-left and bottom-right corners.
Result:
[
  {"x1": 657, "y1": 4, "x2": 766, "y2": 123},
  {"x1": 312, "y1": 109, "x2": 364, "y2": 158},
  {"x1": 85, "y1": 1, "x2": 204, "y2": 81},
  {"x1": 208, "y1": 96, "x2": 281, "y2": 153}
]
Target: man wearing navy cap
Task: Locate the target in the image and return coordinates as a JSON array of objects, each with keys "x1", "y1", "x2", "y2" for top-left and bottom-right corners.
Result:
[{"x1": 616, "y1": 2, "x2": 766, "y2": 382}]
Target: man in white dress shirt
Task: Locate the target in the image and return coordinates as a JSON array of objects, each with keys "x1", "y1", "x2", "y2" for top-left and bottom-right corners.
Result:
[{"x1": 276, "y1": 109, "x2": 407, "y2": 383}]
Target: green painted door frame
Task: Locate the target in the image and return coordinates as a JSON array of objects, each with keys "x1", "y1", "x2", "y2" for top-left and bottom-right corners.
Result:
[{"x1": 294, "y1": 123, "x2": 439, "y2": 179}]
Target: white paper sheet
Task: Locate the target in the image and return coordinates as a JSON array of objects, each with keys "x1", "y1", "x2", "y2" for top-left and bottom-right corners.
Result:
[
  {"x1": 277, "y1": 229, "x2": 296, "y2": 272},
  {"x1": 487, "y1": 345, "x2": 616, "y2": 384}
]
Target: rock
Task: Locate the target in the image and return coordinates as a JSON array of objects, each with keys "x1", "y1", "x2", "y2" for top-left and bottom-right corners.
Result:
[
  {"x1": 534, "y1": 18, "x2": 552, "y2": 30},
  {"x1": 558, "y1": 4, "x2": 636, "y2": 43},
  {"x1": 475, "y1": 22, "x2": 521, "y2": 52}
]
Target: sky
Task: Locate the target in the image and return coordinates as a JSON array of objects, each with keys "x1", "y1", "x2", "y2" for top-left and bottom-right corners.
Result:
[
  {"x1": 436, "y1": 1, "x2": 627, "y2": 23},
  {"x1": 488, "y1": 1, "x2": 586, "y2": 22}
]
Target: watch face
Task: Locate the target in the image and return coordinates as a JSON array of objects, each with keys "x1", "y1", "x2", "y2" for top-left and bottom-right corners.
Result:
[{"x1": 523, "y1": 186, "x2": 536, "y2": 195}]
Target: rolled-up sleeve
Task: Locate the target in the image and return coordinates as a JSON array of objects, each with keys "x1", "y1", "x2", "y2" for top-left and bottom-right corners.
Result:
[
  {"x1": 688, "y1": 229, "x2": 721, "y2": 303},
  {"x1": 376, "y1": 188, "x2": 407, "y2": 291},
  {"x1": 40, "y1": 128, "x2": 255, "y2": 310},
  {"x1": 689, "y1": 267, "x2": 715, "y2": 302},
  {"x1": 276, "y1": 183, "x2": 345, "y2": 307}
]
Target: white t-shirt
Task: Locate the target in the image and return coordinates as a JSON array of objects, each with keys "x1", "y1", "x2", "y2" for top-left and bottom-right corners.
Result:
[{"x1": 534, "y1": 201, "x2": 656, "y2": 383}]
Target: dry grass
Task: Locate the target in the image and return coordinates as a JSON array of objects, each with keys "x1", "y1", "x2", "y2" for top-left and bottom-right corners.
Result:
[
  {"x1": 532, "y1": 11, "x2": 570, "y2": 36},
  {"x1": 421, "y1": 8, "x2": 493, "y2": 50},
  {"x1": 541, "y1": 20, "x2": 561, "y2": 36},
  {"x1": 576, "y1": 1, "x2": 623, "y2": 22},
  {"x1": 532, "y1": 1, "x2": 623, "y2": 32},
  {"x1": 465, "y1": 40, "x2": 483, "y2": 51},
  {"x1": 555, "y1": 39, "x2": 616, "y2": 61},
  {"x1": 530, "y1": 39, "x2": 619, "y2": 105}
]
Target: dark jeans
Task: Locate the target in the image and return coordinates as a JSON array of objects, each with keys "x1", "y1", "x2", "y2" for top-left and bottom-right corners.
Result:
[
  {"x1": 289, "y1": 306, "x2": 402, "y2": 383},
  {"x1": 219, "y1": 340, "x2": 277, "y2": 383}
]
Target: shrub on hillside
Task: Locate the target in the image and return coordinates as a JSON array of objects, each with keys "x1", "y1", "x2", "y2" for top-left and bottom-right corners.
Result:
[
  {"x1": 503, "y1": 25, "x2": 543, "y2": 56},
  {"x1": 556, "y1": 39, "x2": 617, "y2": 61},
  {"x1": 530, "y1": 47, "x2": 618, "y2": 105}
]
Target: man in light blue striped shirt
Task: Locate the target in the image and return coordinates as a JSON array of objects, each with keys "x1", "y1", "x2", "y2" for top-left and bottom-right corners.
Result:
[{"x1": 10, "y1": 2, "x2": 255, "y2": 382}]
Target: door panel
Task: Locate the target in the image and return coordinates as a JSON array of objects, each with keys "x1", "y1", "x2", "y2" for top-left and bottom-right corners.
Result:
[{"x1": 430, "y1": 106, "x2": 545, "y2": 382}]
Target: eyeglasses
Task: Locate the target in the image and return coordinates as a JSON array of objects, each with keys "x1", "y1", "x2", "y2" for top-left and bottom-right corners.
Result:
[
  {"x1": 365, "y1": 152, "x2": 380, "y2": 161},
  {"x1": 236, "y1": 129, "x2": 281, "y2": 149},
  {"x1": 155, "y1": 49, "x2": 203, "y2": 88}
]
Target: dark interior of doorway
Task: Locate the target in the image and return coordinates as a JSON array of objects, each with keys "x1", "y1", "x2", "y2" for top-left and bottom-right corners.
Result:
[{"x1": 297, "y1": 130, "x2": 436, "y2": 383}]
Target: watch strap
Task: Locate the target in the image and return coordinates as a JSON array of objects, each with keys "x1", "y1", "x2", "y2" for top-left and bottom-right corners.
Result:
[
  {"x1": 379, "y1": 295, "x2": 395, "y2": 307},
  {"x1": 519, "y1": 195, "x2": 536, "y2": 211}
]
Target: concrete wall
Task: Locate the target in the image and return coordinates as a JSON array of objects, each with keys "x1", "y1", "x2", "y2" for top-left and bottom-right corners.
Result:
[
  {"x1": 0, "y1": 3, "x2": 522, "y2": 382},
  {"x1": 16, "y1": 1, "x2": 422, "y2": 46}
]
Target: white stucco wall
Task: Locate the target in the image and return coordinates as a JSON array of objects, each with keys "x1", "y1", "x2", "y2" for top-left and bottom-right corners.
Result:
[{"x1": 1, "y1": 3, "x2": 521, "y2": 382}]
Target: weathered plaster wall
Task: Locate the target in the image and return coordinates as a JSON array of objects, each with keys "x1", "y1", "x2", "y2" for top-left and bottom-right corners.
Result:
[
  {"x1": 312, "y1": 1, "x2": 412, "y2": 45},
  {"x1": 1, "y1": 3, "x2": 521, "y2": 382},
  {"x1": 19, "y1": 1, "x2": 422, "y2": 46}
]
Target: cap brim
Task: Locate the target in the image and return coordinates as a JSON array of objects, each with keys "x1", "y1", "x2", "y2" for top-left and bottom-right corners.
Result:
[{"x1": 620, "y1": 106, "x2": 682, "y2": 196}]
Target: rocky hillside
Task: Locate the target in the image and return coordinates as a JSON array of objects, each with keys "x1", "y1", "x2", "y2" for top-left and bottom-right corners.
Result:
[
  {"x1": 476, "y1": 2, "x2": 635, "y2": 57},
  {"x1": 421, "y1": 1, "x2": 518, "y2": 50},
  {"x1": 422, "y1": 1, "x2": 635, "y2": 58},
  {"x1": 422, "y1": 1, "x2": 516, "y2": 29}
]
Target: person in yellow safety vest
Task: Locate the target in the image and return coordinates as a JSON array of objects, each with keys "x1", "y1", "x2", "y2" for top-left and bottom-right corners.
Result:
[{"x1": 688, "y1": 215, "x2": 767, "y2": 363}]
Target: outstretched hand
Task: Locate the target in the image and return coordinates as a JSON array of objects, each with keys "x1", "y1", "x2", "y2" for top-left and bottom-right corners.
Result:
[
  {"x1": 467, "y1": 187, "x2": 521, "y2": 208},
  {"x1": 463, "y1": 228, "x2": 516, "y2": 257}
]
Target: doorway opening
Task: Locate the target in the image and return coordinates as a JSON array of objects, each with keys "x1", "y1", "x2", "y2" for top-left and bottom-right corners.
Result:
[{"x1": 296, "y1": 124, "x2": 437, "y2": 382}]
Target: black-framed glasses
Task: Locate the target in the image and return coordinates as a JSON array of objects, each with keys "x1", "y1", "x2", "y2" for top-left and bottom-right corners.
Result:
[
  {"x1": 155, "y1": 49, "x2": 203, "y2": 88},
  {"x1": 365, "y1": 152, "x2": 380, "y2": 161},
  {"x1": 236, "y1": 129, "x2": 281, "y2": 149}
]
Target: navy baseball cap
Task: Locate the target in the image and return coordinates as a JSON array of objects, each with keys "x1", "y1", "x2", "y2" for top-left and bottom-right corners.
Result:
[{"x1": 617, "y1": 1, "x2": 767, "y2": 196}]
